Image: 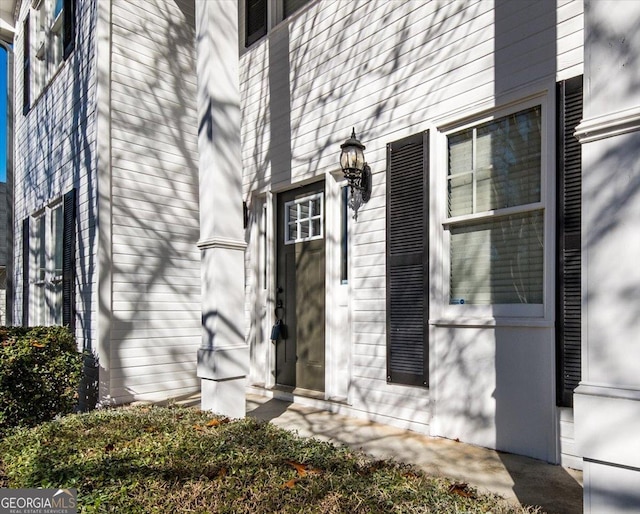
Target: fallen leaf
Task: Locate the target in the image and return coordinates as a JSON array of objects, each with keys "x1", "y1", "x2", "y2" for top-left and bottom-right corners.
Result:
[
  {"x1": 206, "y1": 418, "x2": 230, "y2": 427},
  {"x1": 286, "y1": 460, "x2": 308, "y2": 477},
  {"x1": 282, "y1": 478, "x2": 300, "y2": 489},
  {"x1": 285, "y1": 460, "x2": 321, "y2": 477},
  {"x1": 193, "y1": 424, "x2": 204, "y2": 431},
  {"x1": 32, "y1": 342, "x2": 45, "y2": 348},
  {"x1": 217, "y1": 467, "x2": 227, "y2": 478},
  {"x1": 449, "y1": 482, "x2": 475, "y2": 499}
]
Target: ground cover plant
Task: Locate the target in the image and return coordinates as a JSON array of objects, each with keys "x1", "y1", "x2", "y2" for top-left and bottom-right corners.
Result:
[{"x1": 0, "y1": 406, "x2": 540, "y2": 513}]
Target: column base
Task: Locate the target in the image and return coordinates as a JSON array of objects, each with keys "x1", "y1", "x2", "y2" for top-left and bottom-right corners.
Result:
[
  {"x1": 575, "y1": 385, "x2": 640, "y2": 513},
  {"x1": 201, "y1": 376, "x2": 247, "y2": 418}
]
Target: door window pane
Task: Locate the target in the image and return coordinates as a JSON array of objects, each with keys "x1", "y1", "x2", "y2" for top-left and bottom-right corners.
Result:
[{"x1": 284, "y1": 193, "x2": 323, "y2": 244}]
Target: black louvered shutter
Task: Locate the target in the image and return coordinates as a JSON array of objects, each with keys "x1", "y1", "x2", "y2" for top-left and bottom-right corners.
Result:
[
  {"x1": 556, "y1": 76, "x2": 583, "y2": 407},
  {"x1": 63, "y1": 0, "x2": 76, "y2": 60},
  {"x1": 386, "y1": 132, "x2": 429, "y2": 387},
  {"x1": 23, "y1": 14, "x2": 30, "y2": 114},
  {"x1": 63, "y1": 189, "x2": 76, "y2": 331},
  {"x1": 22, "y1": 218, "x2": 29, "y2": 326},
  {"x1": 245, "y1": 0, "x2": 267, "y2": 47}
]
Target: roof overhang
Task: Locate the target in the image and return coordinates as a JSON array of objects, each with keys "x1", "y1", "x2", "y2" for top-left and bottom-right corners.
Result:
[{"x1": 0, "y1": 0, "x2": 18, "y2": 45}]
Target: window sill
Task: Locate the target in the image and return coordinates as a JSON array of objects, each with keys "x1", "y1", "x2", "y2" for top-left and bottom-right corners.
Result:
[{"x1": 429, "y1": 317, "x2": 553, "y2": 328}]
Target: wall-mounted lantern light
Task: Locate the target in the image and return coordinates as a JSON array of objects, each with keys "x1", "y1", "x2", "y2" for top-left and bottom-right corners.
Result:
[{"x1": 340, "y1": 128, "x2": 372, "y2": 220}]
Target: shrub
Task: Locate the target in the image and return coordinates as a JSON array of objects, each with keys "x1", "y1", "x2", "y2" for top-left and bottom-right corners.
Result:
[{"x1": 0, "y1": 326, "x2": 83, "y2": 433}]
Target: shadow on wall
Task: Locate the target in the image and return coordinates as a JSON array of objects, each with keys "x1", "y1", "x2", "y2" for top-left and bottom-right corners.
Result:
[
  {"x1": 99, "y1": 0, "x2": 202, "y2": 404},
  {"x1": 243, "y1": 0, "x2": 475, "y2": 424}
]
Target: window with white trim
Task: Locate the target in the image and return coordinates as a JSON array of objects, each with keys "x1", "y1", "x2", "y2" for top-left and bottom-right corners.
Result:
[
  {"x1": 23, "y1": 0, "x2": 75, "y2": 112},
  {"x1": 23, "y1": 189, "x2": 75, "y2": 329},
  {"x1": 284, "y1": 193, "x2": 323, "y2": 244},
  {"x1": 30, "y1": 202, "x2": 64, "y2": 325},
  {"x1": 445, "y1": 105, "x2": 543, "y2": 306}
]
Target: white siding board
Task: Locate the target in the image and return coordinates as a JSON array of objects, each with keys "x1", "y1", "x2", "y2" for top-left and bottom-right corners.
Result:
[
  {"x1": 110, "y1": 260, "x2": 200, "y2": 277},
  {"x1": 112, "y1": 300, "x2": 201, "y2": 312},
  {"x1": 109, "y1": 68, "x2": 197, "y2": 107},
  {"x1": 111, "y1": 269, "x2": 201, "y2": 283},
  {"x1": 111, "y1": 162, "x2": 197, "y2": 189},
  {"x1": 111, "y1": 239, "x2": 199, "y2": 255},
  {"x1": 112, "y1": 285, "x2": 200, "y2": 297},
  {"x1": 111, "y1": 111, "x2": 198, "y2": 152},
  {"x1": 110, "y1": 94, "x2": 196, "y2": 130},
  {"x1": 111, "y1": 130, "x2": 198, "y2": 161},
  {"x1": 110, "y1": 185, "x2": 197, "y2": 208},
  {"x1": 112, "y1": 1, "x2": 195, "y2": 39},
  {"x1": 110, "y1": 353, "x2": 197, "y2": 370},
  {"x1": 108, "y1": 225, "x2": 199, "y2": 244},
  {"x1": 113, "y1": 293, "x2": 199, "y2": 305},
  {"x1": 110, "y1": 44, "x2": 197, "y2": 85},
  {"x1": 111, "y1": 327, "x2": 201, "y2": 340},
  {"x1": 110, "y1": 379, "x2": 198, "y2": 399},
  {"x1": 111, "y1": 199, "x2": 198, "y2": 223},
  {"x1": 109, "y1": 360, "x2": 197, "y2": 375},
  {"x1": 111, "y1": 215, "x2": 199, "y2": 238},
  {"x1": 111, "y1": 337, "x2": 201, "y2": 351}
]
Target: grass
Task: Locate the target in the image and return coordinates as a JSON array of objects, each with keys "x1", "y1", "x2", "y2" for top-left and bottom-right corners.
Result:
[{"x1": 0, "y1": 406, "x2": 540, "y2": 513}]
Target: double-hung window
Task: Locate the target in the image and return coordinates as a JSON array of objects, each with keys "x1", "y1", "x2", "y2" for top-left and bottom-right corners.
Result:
[
  {"x1": 23, "y1": 0, "x2": 75, "y2": 112},
  {"x1": 444, "y1": 103, "x2": 544, "y2": 315},
  {"x1": 30, "y1": 203, "x2": 64, "y2": 325},
  {"x1": 22, "y1": 190, "x2": 76, "y2": 328}
]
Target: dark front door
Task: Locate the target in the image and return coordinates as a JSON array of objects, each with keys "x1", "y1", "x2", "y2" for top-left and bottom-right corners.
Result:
[{"x1": 276, "y1": 183, "x2": 326, "y2": 392}]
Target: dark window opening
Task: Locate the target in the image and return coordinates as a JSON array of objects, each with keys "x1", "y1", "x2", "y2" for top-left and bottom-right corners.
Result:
[
  {"x1": 23, "y1": 15, "x2": 30, "y2": 114},
  {"x1": 341, "y1": 186, "x2": 349, "y2": 283},
  {"x1": 246, "y1": 0, "x2": 267, "y2": 47}
]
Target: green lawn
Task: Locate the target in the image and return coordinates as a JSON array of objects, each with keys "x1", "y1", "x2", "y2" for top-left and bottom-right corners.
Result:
[{"x1": 0, "y1": 406, "x2": 539, "y2": 513}]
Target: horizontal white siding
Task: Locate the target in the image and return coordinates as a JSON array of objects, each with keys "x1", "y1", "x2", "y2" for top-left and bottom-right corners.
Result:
[
  {"x1": 559, "y1": 407, "x2": 583, "y2": 470},
  {"x1": 108, "y1": 0, "x2": 200, "y2": 403},
  {"x1": 241, "y1": 0, "x2": 584, "y2": 442},
  {"x1": 13, "y1": 0, "x2": 99, "y2": 354}
]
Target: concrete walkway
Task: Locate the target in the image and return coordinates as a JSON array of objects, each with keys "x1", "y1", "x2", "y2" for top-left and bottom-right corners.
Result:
[{"x1": 246, "y1": 394, "x2": 583, "y2": 514}]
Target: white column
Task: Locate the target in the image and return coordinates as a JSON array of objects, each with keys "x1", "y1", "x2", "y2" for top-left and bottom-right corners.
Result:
[
  {"x1": 574, "y1": 2, "x2": 640, "y2": 511},
  {"x1": 195, "y1": 0, "x2": 248, "y2": 418}
]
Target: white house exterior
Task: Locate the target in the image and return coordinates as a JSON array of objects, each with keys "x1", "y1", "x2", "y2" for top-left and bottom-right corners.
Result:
[
  {"x1": 240, "y1": 0, "x2": 584, "y2": 465},
  {"x1": 2, "y1": 0, "x2": 640, "y2": 511},
  {"x1": 4, "y1": 0, "x2": 201, "y2": 407},
  {"x1": 236, "y1": 0, "x2": 640, "y2": 511}
]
